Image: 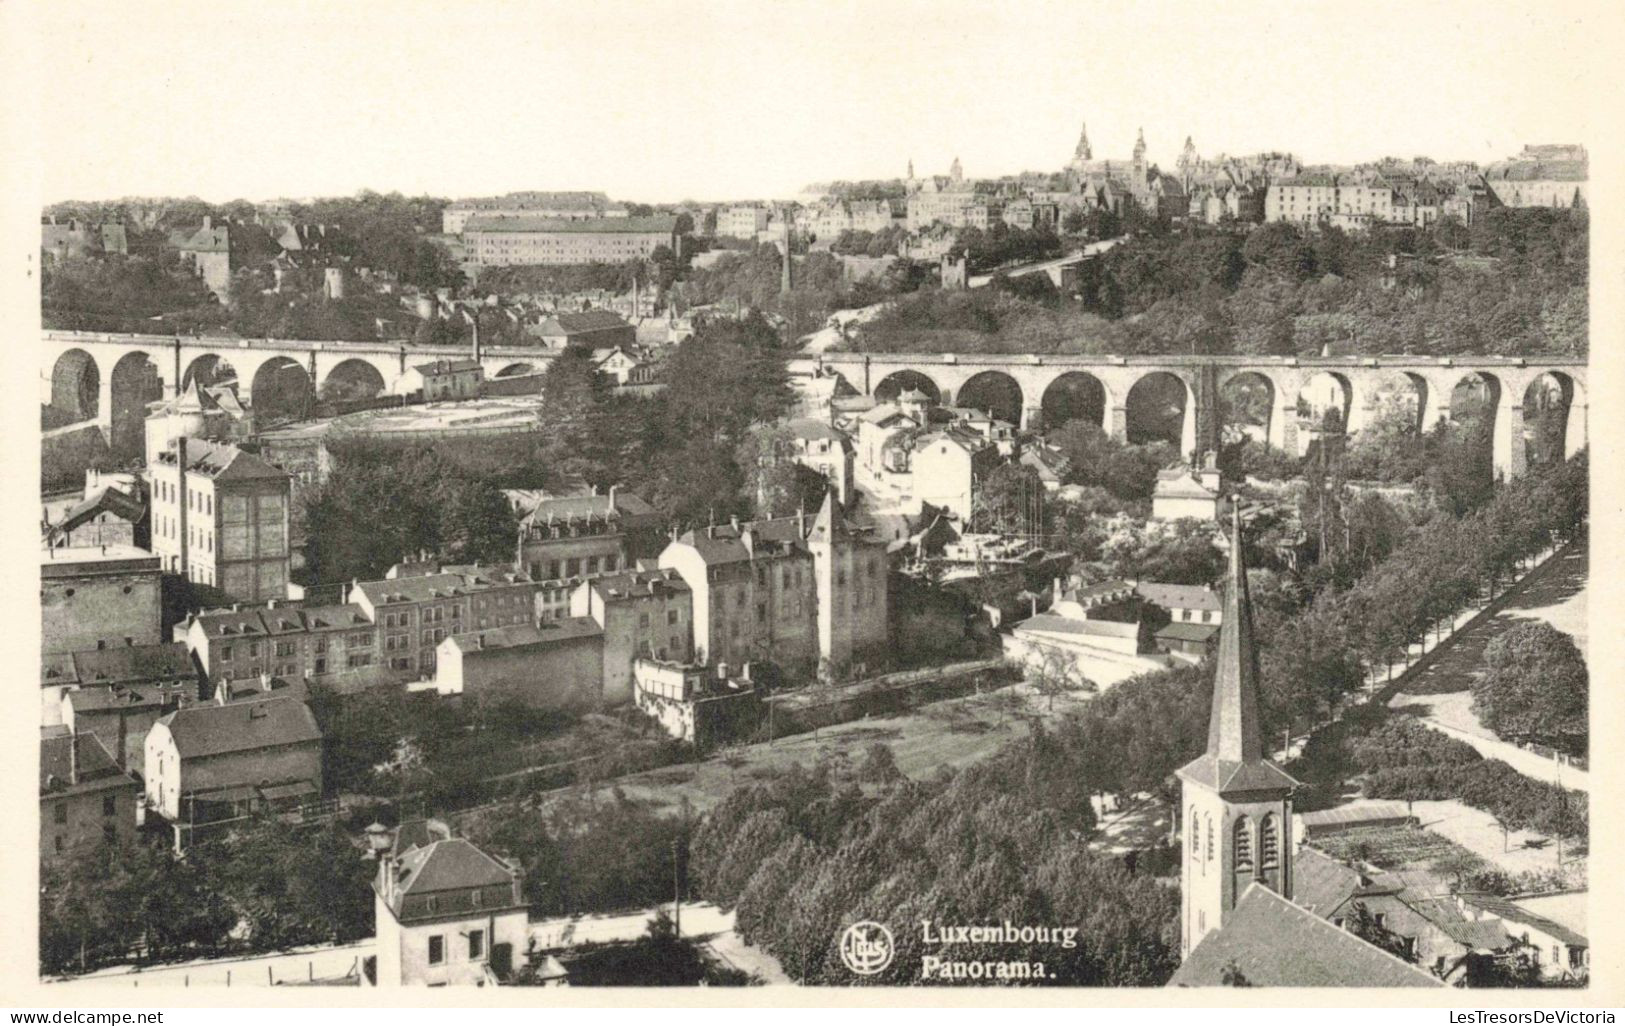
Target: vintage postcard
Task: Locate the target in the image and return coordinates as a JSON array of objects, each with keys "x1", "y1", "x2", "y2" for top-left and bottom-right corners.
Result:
[{"x1": 7, "y1": 0, "x2": 1621, "y2": 1009}]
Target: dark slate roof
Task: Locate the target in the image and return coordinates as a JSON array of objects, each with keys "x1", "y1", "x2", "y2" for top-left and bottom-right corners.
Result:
[
  {"x1": 1156, "y1": 622, "x2": 1220, "y2": 643},
  {"x1": 192, "y1": 609, "x2": 270, "y2": 638},
  {"x1": 158, "y1": 697, "x2": 322, "y2": 759},
  {"x1": 1292, "y1": 848, "x2": 1368, "y2": 918},
  {"x1": 541, "y1": 310, "x2": 633, "y2": 335},
  {"x1": 590, "y1": 568, "x2": 690, "y2": 600},
  {"x1": 1168, "y1": 884, "x2": 1444, "y2": 988},
  {"x1": 517, "y1": 489, "x2": 658, "y2": 526},
  {"x1": 393, "y1": 837, "x2": 517, "y2": 896},
  {"x1": 415, "y1": 358, "x2": 483, "y2": 375},
  {"x1": 51, "y1": 486, "x2": 147, "y2": 538},
  {"x1": 1405, "y1": 898, "x2": 1516, "y2": 951},
  {"x1": 217, "y1": 676, "x2": 308, "y2": 704},
  {"x1": 40, "y1": 733, "x2": 137, "y2": 798},
  {"x1": 65, "y1": 680, "x2": 192, "y2": 713},
  {"x1": 181, "y1": 225, "x2": 232, "y2": 253},
  {"x1": 355, "y1": 573, "x2": 476, "y2": 606},
  {"x1": 72, "y1": 642, "x2": 196, "y2": 685},
  {"x1": 1484, "y1": 161, "x2": 1587, "y2": 182},
  {"x1": 155, "y1": 438, "x2": 291, "y2": 482},
  {"x1": 1459, "y1": 894, "x2": 1588, "y2": 948}
]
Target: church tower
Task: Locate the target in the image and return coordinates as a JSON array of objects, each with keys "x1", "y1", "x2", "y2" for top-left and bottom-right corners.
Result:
[
  {"x1": 1132, "y1": 128, "x2": 1148, "y2": 185},
  {"x1": 1178, "y1": 135, "x2": 1198, "y2": 188},
  {"x1": 949, "y1": 156, "x2": 963, "y2": 184},
  {"x1": 1074, "y1": 121, "x2": 1092, "y2": 162},
  {"x1": 806, "y1": 489, "x2": 887, "y2": 674},
  {"x1": 1176, "y1": 508, "x2": 1299, "y2": 959}
]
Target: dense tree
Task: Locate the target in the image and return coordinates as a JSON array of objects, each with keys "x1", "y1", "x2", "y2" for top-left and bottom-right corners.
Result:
[{"x1": 1472, "y1": 622, "x2": 1588, "y2": 756}]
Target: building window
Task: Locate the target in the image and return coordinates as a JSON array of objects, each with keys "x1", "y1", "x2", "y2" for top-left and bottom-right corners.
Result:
[
  {"x1": 468, "y1": 929, "x2": 485, "y2": 960},
  {"x1": 220, "y1": 645, "x2": 233, "y2": 661},
  {"x1": 103, "y1": 823, "x2": 117, "y2": 845},
  {"x1": 428, "y1": 935, "x2": 444, "y2": 965},
  {"x1": 103, "y1": 795, "x2": 117, "y2": 817},
  {"x1": 667, "y1": 610, "x2": 678, "y2": 625},
  {"x1": 54, "y1": 803, "x2": 67, "y2": 825}
]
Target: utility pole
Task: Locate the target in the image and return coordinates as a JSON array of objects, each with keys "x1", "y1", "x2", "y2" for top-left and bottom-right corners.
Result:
[{"x1": 671, "y1": 837, "x2": 682, "y2": 938}]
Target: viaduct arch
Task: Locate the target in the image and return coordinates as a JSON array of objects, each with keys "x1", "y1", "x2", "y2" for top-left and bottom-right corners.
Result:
[{"x1": 795, "y1": 352, "x2": 1587, "y2": 481}]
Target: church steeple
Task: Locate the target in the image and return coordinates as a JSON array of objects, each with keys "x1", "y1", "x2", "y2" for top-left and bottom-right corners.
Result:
[
  {"x1": 1177, "y1": 506, "x2": 1298, "y2": 959},
  {"x1": 1073, "y1": 121, "x2": 1092, "y2": 161},
  {"x1": 1207, "y1": 507, "x2": 1263, "y2": 762}
]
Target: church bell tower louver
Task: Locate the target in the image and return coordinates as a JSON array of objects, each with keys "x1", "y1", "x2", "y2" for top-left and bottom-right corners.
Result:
[{"x1": 1176, "y1": 507, "x2": 1299, "y2": 958}]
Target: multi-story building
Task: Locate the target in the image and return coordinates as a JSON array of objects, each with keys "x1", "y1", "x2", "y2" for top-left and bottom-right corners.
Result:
[
  {"x1": 354, "y1": 567, "x2": 538, "y2": 677},
  {"x1": 430, "y1": 620, "x2": 604, "y2": 709},
  {"x1": 533, "y1": 309, "x2": 636, "y2": 350},
  {"x1": 464, "y1": 215, "x2": 679, "y2": 267},
  {"x1": 149, "y1": 437, "x2": 293, "y2": 601},
  {"x1": 658, "y1": 494, "x2": 889, "y2": 677},
  {"x1": 782, "y1": 419, "x2": 855, "y2": 504},
  {"x1": 910, "y1": 428, "x2": 1001, "y2": 522},
  {"x1": 372, "y1": 819, "x2": 531, "y2": 986},
  {"x1": 513, "y1": 488, "x2": 664, "y2": 584},
  {"x1": 41, "y1": 544, "x2": 163, "y2": 656},
  {"x1": 719, "y1": 204, "x2": 771, "y2": 240},
  {"x1": 569, "y1": 568, "x2": 693, "y2": 704},
  {"x1": 40, "y1": 733, "x2": 141, "y2": 862},
  {"x1": 143, "y1": 696, "x2": 324, "y2": 844},
  {"x1": 412, "y1": 359, "x2": 484, "y2": 401},
  {"x1": 442, "y1": 192, "x2": 625, "y2": 235},
  {"x1": 57, "y1": 645, "x2": 199, "y2": 770}
]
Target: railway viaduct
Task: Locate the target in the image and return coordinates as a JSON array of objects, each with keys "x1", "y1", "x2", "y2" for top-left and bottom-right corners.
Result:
[
  {"x1": 789, "y1": 351, "x2": 1587, "y2": 481},
  {"x1": 44, "y1": 330, "x2": 555, "y2": 453}
]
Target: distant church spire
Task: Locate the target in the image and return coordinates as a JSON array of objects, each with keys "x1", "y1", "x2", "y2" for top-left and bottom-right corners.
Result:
[
  {"x1": 949, "y1": 156, "x2": 963, "y2": 183},
  {"x1": 907, "y1": 157, "x2": 915, "y2": 181},
  {"x1": 1074, "y1": 121, "x2": 1092, "y2": 161}
]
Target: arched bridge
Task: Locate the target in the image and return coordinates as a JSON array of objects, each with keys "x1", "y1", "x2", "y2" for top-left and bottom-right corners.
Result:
[
  {"x1": 790, "y1": 352, "x2": 1588, "y2": 480},
  {"x1": 44, "y1": 330, "x2": 555, "y2": 456}
]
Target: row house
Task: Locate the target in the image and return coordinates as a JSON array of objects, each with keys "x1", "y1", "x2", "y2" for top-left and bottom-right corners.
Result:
[{"x1": 353, "y1": 568, "x2": 537, "y2": 677}]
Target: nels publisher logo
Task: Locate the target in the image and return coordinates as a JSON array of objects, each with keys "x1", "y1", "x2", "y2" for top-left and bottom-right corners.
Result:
[{"x1": 838, "y1": 920, "x2": 895, "y2": 976}]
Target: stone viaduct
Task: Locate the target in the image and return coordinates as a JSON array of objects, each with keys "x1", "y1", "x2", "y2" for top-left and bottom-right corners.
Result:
[
  {"x1": 44, "y1": 330, "x2": 555, "y2": 453},
  {"x1": 789, "y1": 351, "x2": 1588, "y2": 481}
]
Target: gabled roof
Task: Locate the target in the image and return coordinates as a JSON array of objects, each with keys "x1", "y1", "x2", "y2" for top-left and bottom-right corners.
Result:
[
  {"x1": 50, "y1": 486, "x2": 147, "y2": 539},
  {"x1": 414, "y1": 358, "x2": 483, "y2": 375},
  {"x1": 40, "y1": 733, "x2": 137, "y2": 798},
  {"x1": 1405, "y1": 898, "x2": 1516, "y2": 951},
  {"x1": 157, "y1": 697, "x2": 322, "y2": 759},
  {"x1": 1154, "y1": 469, "x2": 1219, "y2": 501},
  {"x1": 589, "y1": 568, "x2": 690, "y2": 601},
  {"x1": 192, "y1": 608, "x2": 270, "y2": 638},
  {"x1": 181, "y1": 225, "x2": 231, "y2": 253},
  {"x1": 1291, "y1": 847, "x2": 1369, "y2": 917},
  {"x1": 155, "y1": 438, "x2": 290, "y2": 482},
  {"x1": 392, "y1": 837, "x2": 517, "y2": 896},
  {"x1": 1168, "y1": 884, "x2": 1444, "y2": 988},
  {"x1": 539, "y1": 309, "x2": 634, "y2": 335}
]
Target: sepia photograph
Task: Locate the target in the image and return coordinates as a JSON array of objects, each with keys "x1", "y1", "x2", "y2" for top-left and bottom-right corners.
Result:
[{"x1": 11, "y1": 0, "x2": 1617, "y2": 1004}]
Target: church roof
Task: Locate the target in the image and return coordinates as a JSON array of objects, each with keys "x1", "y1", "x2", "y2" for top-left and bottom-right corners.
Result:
[
  {"x1": 1169, "y1": 884, "x2": 1444, "y2": 988},
  {"x1": 1177, "y1": 508, "x2": 1298, "y2": 796}
]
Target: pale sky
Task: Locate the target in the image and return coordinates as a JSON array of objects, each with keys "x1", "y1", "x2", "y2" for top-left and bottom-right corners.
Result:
[{"x1": 15, "y1": 0, "x2": 1610, "y2": 205}]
